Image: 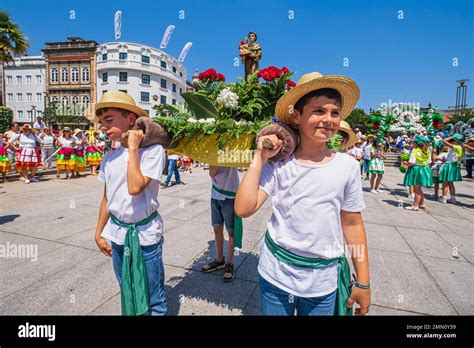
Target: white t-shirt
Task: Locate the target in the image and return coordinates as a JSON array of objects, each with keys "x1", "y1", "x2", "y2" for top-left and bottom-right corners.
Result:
[
  {"x1": 58, "y1": 136, "x2": 78, "y2": 148},
  {"x1": 33, "y1": 121, "x2": 45, "y2": 130},
  {"x1": 9, "y1": 133, "x2": 41, "y2": 148},
  {"x1": 98, "y1": 144, "x2": 166, "y2": 246},
  {"x1": 41, "y1": 134, "x2": 56, "y2": 148},
  {"x1": 362, "y1": 143, "x2": 372, "y2": 160},
  {"x1": 211, "y1": 167, "x2": 240, "y2": 200},
  {"x1": 168, "y1": 154, "x2": 179, "y2": 160},
  {"x1": 258, "y1": 152, "x2": 366, "y2": 298},
  {"x1": 349, "y1": 146, "x2": 363, "y2": 159}
]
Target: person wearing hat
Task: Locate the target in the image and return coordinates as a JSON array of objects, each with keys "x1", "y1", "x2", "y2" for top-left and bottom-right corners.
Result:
[
  {"x1": 348, "y1": 139, "x2": 364, "y2": 175},
  {"x1": 7, "y1": 124, "x2": 43, "y2": 184},
  {"x1": 71, "y1": 129, "x2": 86, "y2": 178},
  {"x1": 354, "y1": 127, "x2": 362, "y2": 141},
  {"x1": 362, "y1": 134, "x2": 375, "y2": 180},
  {"x1": 402, "y1": 135, "x2": 433, "y2": 211},
  {"x1": 39, "y1": 127, "x2": 57, "y2": 170},
  {"x1": 86, "y1": 130, "x2": 105, "y2": 176},
  {"x1": 437, "y1": 134, "x2": 466, "y2": 203},
  {"x1": 369, "y1": 139, "x2": 386, "y2": 193},
  {"x1": 94, "y1": 91, "x2": 168, "y2": 316},
  {"x1": 431, "y1": 142, "x2": 449, "y2": 199},
  {"x1": 56, "y1": 127, "x2": 77, "y2": 179},
  {"x1": 236, "y1": 72, "x2": 371, "y2": 316}
]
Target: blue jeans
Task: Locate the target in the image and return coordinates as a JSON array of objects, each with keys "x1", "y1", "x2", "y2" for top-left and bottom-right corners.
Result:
[
  {"x1": 259, "y1": 275, "x2": 336, "y2": 316},
  {"x1": 112, "y1": 239, "x2": 167, "y2": 316},
  {"x1": 165, "y1": 159, "x2": 181, "y2": 185},
  {"x1": 210, "y1": 198, "x2": 235, "y2": 231},
  {"x1": 363, "y1": 159, "x2": 371, "y2": 178},
  {"x1": 466, "y1": 158, "x2": 473, "y2": 177}
]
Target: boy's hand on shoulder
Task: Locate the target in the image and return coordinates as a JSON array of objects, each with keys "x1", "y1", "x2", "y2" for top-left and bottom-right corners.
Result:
[
  {"x1": 95, "y1": 236, "x2": 112, "y2": 257},
  {"x1": 347, "y1": 286, "x2": 371, "y2": 315},
  {"x1": 257, "y1": 134, "x2": 282, "y2": 162},
  {"x1": 125, "y1": 130, "x2": 144, "y2": 150}
]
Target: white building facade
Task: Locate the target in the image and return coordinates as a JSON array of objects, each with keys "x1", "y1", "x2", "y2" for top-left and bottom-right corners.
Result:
[
  {"x1": 96, "y1": 42, "x2": 187, "y2": 115},
  {"x1": 3, "y1": 56, "x2": 46, "y2": 124}
]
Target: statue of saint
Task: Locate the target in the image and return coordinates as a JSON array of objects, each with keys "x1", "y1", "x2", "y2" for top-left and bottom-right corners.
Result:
[{"x1": 239, "y1": 31, "x2": 262, "y2": 79}]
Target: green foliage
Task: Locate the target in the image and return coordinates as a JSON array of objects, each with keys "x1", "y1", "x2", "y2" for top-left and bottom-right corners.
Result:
[
  {"x1": 0, "y1": 10, "x2": 29, "y2": 63},
  {"x1": 0, "y1": 107, "x2": 13, "y2": 132},
  {"x1": 400, "y1": 153, "x2": 410, "y2": 161},
  {"x1": 326, "y1": 134, "x2": 343, "y2": 152},
  {"x1": 345, "y1": 108, "x2": 371, "y2": 132}
]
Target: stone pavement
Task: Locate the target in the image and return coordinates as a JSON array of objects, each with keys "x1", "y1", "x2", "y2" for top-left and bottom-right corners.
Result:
[{"x1": 0, "y1": 164, "x2": 472, "y2": 316}]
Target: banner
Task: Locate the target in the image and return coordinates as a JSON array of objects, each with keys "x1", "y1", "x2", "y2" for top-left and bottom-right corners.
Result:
[
  {"x1": 178, "y1": 42, "x2": 193, "y2": 62},
  {"x1": 114, "y1": 10, "x2": 122, "y2": 40},
  {"x1": 160, "y1": 25, "x2": 175, "y2": 49}
]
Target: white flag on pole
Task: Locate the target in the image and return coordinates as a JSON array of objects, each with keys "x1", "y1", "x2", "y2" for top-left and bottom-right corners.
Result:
[
  {"x1": 160, "y1": 25, "x2": 175, "y2": 49},
  {"x1": 178, "y1": 42, "x2": 193, "y2": 62},
  {"x1": 114, "y1": 11, "x2": 122, "y2": 40}
]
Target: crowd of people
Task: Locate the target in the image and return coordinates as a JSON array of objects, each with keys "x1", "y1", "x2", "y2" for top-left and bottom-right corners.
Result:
[{"x1": 346, "y1": 127, "x2": 474, "y2": 210}]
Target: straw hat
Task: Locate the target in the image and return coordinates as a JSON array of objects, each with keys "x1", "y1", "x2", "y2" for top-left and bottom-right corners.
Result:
[
  {"x1": 93, "y1": 91, "x2": 148, "y2": 123},
  {"x1": 366, "y1": 134, "x2": 375, "y2": 139},
  {"x1": 338, "y1": 120, "x2": 357, "y2": 148},
  {"x1": 275, "y1": 72, "x2": 360, "y2": 126},
  {"x1": 73, "y1": 128, "x2": 83, "y2": 136},
  {"x1": 63, "y1": 127, "x2": 71, "y2": 133}
]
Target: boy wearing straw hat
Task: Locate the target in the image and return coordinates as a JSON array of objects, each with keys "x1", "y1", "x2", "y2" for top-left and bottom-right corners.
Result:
[
  {"x1": 236, "y1": 72, "x2": 370, "y2": 316},
  {"x1": 94, "y1": 91, "x2": 168, "y2": 315}
]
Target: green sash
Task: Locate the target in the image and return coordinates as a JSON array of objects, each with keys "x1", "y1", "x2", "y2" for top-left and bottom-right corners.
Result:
[
  {"x1": 211, "y1": 184, "x2": 243, "y2": 249},
  {"x1": 110, "y1": 211, "x2": 158, "y2": 316},
  {"x1": 264, "y1": 231, "x2": 353, "y2": 316}
]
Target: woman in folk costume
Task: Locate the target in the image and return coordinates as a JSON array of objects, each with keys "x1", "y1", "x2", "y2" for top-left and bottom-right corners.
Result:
[
  {"x1": 403, "y1": 135, "x2": 433, "y2": 211},
  {"x1": 369, "y1": 139, "x2": 386, "y2": 193},
  {"x1": 72, "y1": 129, "x2": 86, "y2": 177},
  {"x1": 0, "y1": 134, "x2": 12, "y2": 183},
  {"x1": 56, "y1": 127, "x2": 76, "y2": 179},
  {"x1": 437, "y1": 134, "x2": 465, "y2": 204},
  {"x1": 86, "y1": 130, "x2": 105, "y2": 176},
  {"x1": 7, "y1": 124, "x2": 43, "y2": 184},
  {"x1": 431, "y1": 142, "x2": 449, "y2": 200}
]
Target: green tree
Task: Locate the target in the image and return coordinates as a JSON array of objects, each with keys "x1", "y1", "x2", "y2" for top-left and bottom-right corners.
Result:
[
  {"x1": 345, "y1": 108, "x2": 371, "y2": 132},
  {"x1": 0, "y1": 106, "x2": 13, "y2": 132},
  {"x1": 0, "y1": 10, "x2": 29, "y2": 63}
]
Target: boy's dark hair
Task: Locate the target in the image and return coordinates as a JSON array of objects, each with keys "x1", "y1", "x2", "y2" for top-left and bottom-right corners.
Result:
[
  {"x1": 96, "y1": 107, "x2": 137, "y2": 118},
  {"x1": 294, "y1": 88, "x2": 342, "y2": 114}
]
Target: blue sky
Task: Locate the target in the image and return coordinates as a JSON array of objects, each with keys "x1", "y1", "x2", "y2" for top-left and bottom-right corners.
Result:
[{"x1": 2, "y1": 0, "x2": 473, "y2": 111}]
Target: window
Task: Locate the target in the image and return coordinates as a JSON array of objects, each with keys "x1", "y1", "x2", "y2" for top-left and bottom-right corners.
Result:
[
  {"x1": 160, "y1": 95, "x2": 166, "y2": 105},
  {"x1": 27, "y1": 110, "x2": 32, "y2": 119},
  {"x1": 7, "y1": 76, "x2": 12, "y2": 84},
  {"x1": 51, "y1": 96, "x2": 58, "y2": 102},
  {"x1": 172, "y1": 83, "x2": 176, "y2": 93},
  {"x1": 27, "y1": 93, "x2": 32, "y2": 102},
  {"x1": 17, "y1": 76, "x2": 22, "y2": 84},
  {"x1": 82, "y1": 95, "x2": 89, "y2": 105},
  {"x1": 61, "y1": 67, "x2": 69, "y2": 82},
  {"x1": 102, "y1": 90, "x2": 108, "y2": 95},
  {"x1": 26, "y1": 75, "x2": 32, "y2": 84},
  {"x1": 36, "y1": 93, "x2": 42, "y2": 102},
  {"x1": 18, "y1": 110, "x2": 23, "y2": 119},
  {"x1": 102, "y1": 53, "x2": 107, "y2": 61},
  {"x1": 160, "y1": 61, "x2": 167, "y2": 69},
  {"x1": 180, "y1": 88, "x2": 183, "y2": 94},
  {"x1": 62, "y1": 96, "x2": 68, "y2": 105},
  {"x1": 119, "y1": 72, "x2": 128, "y2": 82},
  {"x1": 180, "y1": 72, "x2": 183, "y2": 78},
  {"x1": 172, "y1": 99, "x2": 176, "y2": 105},
  {"x1": 17, "y1": 93, "x2": 22, "y2": 102},
  {"x1": 119, "y1": 52, "x2": 127, "y2": 60},
  {"x1": 160, "y1": 79, "x2": 167, "y2": 89},
  {"x1": 102, "y1": 72, "x2": 108, "y2": 82},
  {"x1": 36, "y1": 75, "x2": 42, "y2": 84},
  {"x1": 141, "y1": 74, "x2": 150, "y2": 85},
  {"x1": 82, "y1": 67, "x2": 90, "y2": 82},
  {"x1": 141, "y1": 55, "x2": 150, "y2": 63},
  {"x1": 71, "y1": 67, "x2": 79, "y2": 82},
  {"x1": 141, "y1": 92, "x2": 150, "y2": 102},
  {"x1": 71, "y1": 95, "x2": 78, "y2": 104},
  {"x1": 7, "y1": 93, "x2": 13, "y2": 102},
  {"x1": 119, "y1": 89, "x2": 127, "y2": 94},
  {"x1": 50, "y1": 68, "x2": 58, "y2": 82},
  {"x1": 173, "y1": 66, "x2": 177, "y2": 73}
]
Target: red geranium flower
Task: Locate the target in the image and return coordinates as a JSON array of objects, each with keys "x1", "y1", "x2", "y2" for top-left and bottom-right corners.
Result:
[
  {"x1": 281, "y1": 67, "x2": 290, "y2": 74},
  {"x1": 216, "y1": 73, "x2": 226, "y2": 81},
  {"x1": 286, "y1": 80, "x2": 296, "y2": 89}
]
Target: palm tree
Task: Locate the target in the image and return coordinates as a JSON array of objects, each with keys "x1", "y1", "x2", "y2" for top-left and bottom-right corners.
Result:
[{"x1": 0, "y1": 10, "x2": 29, "y2": 64}]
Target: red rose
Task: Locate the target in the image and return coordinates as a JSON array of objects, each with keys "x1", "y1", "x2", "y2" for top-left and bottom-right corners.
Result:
[
  {"x1": 286, "y1": 80, "x2": 296, "y2": 89},
  {"x1": 281, "y1": 67, "x2": 290, "y2": 73},
  {"x1": 216, "y1": 73, "x2": 226, "y2": 81}
]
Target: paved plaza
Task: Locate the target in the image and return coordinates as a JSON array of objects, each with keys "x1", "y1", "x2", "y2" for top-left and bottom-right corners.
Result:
[{"x1": 0, "y1": 165, "x2": 473, "y2": 316}]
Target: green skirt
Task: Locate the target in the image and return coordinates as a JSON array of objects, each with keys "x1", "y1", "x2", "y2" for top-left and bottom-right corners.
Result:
[
  {"x1": 403, "y1": 165, "x2": 433, "y2": 187},
  {"x1": 437, "y1": 162, "x2": 462, "y2": 182}
]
